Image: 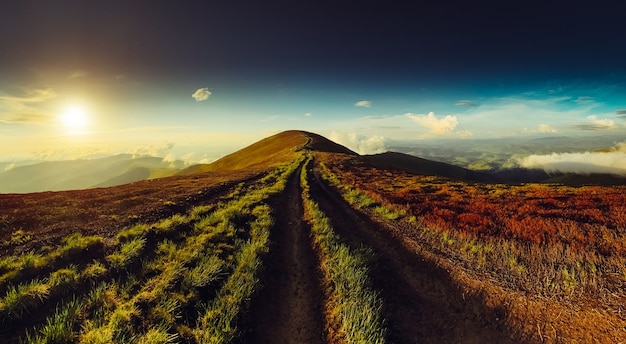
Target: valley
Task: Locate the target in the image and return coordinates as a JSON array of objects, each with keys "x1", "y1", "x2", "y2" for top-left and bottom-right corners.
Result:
[{"x1": 1, "y1": 131, "x2": 625, "y2": 343}]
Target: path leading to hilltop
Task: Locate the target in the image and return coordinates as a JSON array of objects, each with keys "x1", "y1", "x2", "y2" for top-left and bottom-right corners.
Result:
[
  {"x1": 245, "y1": 163, "x2": 325, "y2": 343},
  {"x1": 308, "y1": 164, "x2": 515, "y2": 344}
]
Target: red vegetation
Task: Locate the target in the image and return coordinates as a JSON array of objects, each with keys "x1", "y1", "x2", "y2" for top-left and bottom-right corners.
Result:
[{"x1": 333, "y1": 159, "x2": 626, "y2": 255}]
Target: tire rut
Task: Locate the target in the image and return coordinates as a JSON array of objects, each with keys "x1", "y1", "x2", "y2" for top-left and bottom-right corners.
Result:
[
  {"x1": 308, "y1": 165, "x2": 515, "y2": 344},
  {"x1": 244, "y1": 164, "x2": 326, "y2": 344}
]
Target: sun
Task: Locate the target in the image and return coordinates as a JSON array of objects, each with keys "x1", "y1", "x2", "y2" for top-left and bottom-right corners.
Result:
[{"x1": 60, "y1": 105, "x2": 88, "y2": 130}]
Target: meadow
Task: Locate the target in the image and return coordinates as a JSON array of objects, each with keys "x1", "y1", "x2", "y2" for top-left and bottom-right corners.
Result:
[
  {"x1": 316, "y1": 151, "x2": 626, "y2": 342},
  {"x1": 0, "y1": 157, "x2": 301, "y2": 343},
  {"x1": 2, "y1": 130, "x2": 625, "y2": 343}
]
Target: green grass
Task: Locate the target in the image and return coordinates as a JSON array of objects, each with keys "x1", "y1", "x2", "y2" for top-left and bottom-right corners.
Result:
[
  {"x1": 0, "y1": 278, "x2": 50, "y2": 320},
  {"x1": 25, "y1": 297, "x2": 83, "y2": 344},
  {"x1": 106, "y1": 237, "x2": 146, "y2": 270},
  {"x1": 1, "y1": 154, "x2": 306, "y2": 343},
  {"x1": 300, "y1": 158, "x2": 388, "y2": 343}
]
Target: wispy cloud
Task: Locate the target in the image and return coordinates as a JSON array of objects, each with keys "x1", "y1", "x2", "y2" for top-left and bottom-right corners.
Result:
[
  {"x1": 304, "y1": 112, "x2": 312, "y2": 117},
  {"x1": 355, "y1": 100, "x2": 372, "y2": 108},
  {"x1": 192, "y1": 87, "x2": 211, "y2": 101},
  {"x1": 405, "y1": 112, "x2": 458, "y2": 135},
  {"x1": 572, "y1": 115, "x2": 616, "y2": 131},
  {"x1": 455, "y1": 100, "x2": 479, "y2": 107},
  {"x1": 616, "y1": 110, "x2": 626, "y2": 119},
  {"x1": 261, "y1": 115, "x2": 279, "y2": 122},
  {"x1": 574, "y1": 96, "x2": 595, "y2": 105},
  {"x1": 0, "y1": 88, "x2": 57, "y2": 124},
  {"x1": 0, "y1": 88, "x2": 56, "y2": 104},
  {"x1": 68, "y1": 70, "x2": 88, "y2": 79}
]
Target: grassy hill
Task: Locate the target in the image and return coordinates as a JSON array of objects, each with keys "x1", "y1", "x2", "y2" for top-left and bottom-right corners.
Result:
[
  {"x1": 1, "y1": 130, "x2": 626, "y2": 343},
  {"x1": 178, "y1": 130, "x2": 356, "y2": 175}
]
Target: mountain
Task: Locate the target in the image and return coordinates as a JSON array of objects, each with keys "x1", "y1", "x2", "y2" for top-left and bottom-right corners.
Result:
[
  {"x1": 0, "y1": 154, "x2": 185, "y2": 193},
  {"x1": 360, "y1": 151, "x2": 491, "y2": 181},
  {"x1": 178, "y1": 130, "x2": 356, "y2": 175},
  {"x1": 5, "y1": 131, "x2": 619, "y2": 195}
]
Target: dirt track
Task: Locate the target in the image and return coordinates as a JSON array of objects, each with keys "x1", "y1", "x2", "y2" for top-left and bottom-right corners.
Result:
[
  {"x1": 246, "y1": 160, "x2": 516, "y2": 343},
  {"x1": 307, "y1": 163, "x2": 515, "y2": 344},
  {"x1": 245, "y1": 164, "x2": 325, "y2": 343}
]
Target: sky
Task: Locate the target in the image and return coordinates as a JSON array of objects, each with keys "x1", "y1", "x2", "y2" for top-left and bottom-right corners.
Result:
[{"x1": 1, "y1": 0, "x2": 625, "y2": 163}]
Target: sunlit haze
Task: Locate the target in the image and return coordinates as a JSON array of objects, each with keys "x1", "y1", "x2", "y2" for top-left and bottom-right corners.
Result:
[{"x1": 1, "y1": 1, "x2": 625, "y2": 168}]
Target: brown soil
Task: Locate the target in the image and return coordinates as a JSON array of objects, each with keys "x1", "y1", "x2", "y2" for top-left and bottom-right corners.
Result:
[
  {"x1": 307, "y1": 166, "x2": 516, "y2": 344},
  {"x1": 244, "y1": 164, "x2": 326, "y2": 343},
  {"x1": 0, "y1": 170, "x2": 262, "y2": 256}
]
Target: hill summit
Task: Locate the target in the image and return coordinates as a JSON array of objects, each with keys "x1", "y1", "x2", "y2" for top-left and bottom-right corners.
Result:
[{"x1": 179, "y1": 130, "x2": 356, "y2": 175}]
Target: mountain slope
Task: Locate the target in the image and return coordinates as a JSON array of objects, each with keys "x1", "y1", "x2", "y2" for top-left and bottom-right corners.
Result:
[
  {"x1": 179, "y1": 130, "x2": 356, "y2": 175},
  {"x1": 0, "y1": 155, "x2": 184, "y2": 193},
  {"x1": 361, "y1": 151, "x2": 490, "y2": 181}
]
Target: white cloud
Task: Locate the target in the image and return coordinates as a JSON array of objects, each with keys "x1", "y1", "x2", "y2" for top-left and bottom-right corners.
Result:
[
  {"x1": 162, "y1": 153, "x2": 176, "y2": 163},
  {"x1": 405, "y1": 112, "x2": 458, "y2": 135},
  {"x1": 304, "y1": 112, "x2": 312, "y2": 117},
  {"x1": 192, "y1": 87, "x2": 211, "y2": 101},
  {"x1": 132, "y1": 141, "x2": 175, "y2": 158},
  {"x1": 587, "y1": 115, "x2": 615, "y2": 128},
  {"x1": 518, "y1": 142, "x2": 626, "y2": 176},
  {"x1": 328, "y1": 132, "x2": 387, "y2": 155},
  {"x1": 355, "y1": 100, "x2": 372, "y2": 108},
  {"x1": 570, "y1": 115, "x2": 617, "y2": 131},
  {"x1": 538, "y1": 124, "x2": 557, "y2": 133}
]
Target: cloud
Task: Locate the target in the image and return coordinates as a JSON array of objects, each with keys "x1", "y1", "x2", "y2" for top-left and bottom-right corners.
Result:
[
  {"x1": 538, "y1": 124, "x2": 558, "y2": 133},
  {"x1": 588, "y1": 115, "x2": 615, "y2": 127},
  {"x1": 68, "y1": 70, "x2": 88, "y2": 79},
  {"x1": 455, "y1": 100, "x2": 479, "y2": 107},
  {"x1": 456, "y1": 130, "x2": 473, "y2": 138},
  {"x1": 192, "y1": 87, "x2": 211, "y2": 101},
  {"x1": 304, "y1": 112, "x2": 312, "y2": 117},
  {"x1": 0, "y1": 88, "x2": 57, "y2": 124},
  {"x1": 261, "y1": 115, "x2": 279, "y2": 122},
  {"x1": 517, "y1": 141, "x2": 626, "y2": 176},
  {"x1": 355, "y1": 100, "x2": 372, "y2": 108},
  {"x1": 616, "y1": 110, "x2": 626, "y2": 115},
  {"x1": 572, "y1": 115, "x2": 616, "y2": 131},
  {"x1": 574, "y1": 96, "x2": 595, "y2": 105},
  {"x1": 328, "y1": 132, "x2": 387, "y2": 155},
  {"x1": 132, "y1": 141, "x2": 175, "y2": 158},
  {"x1": 162, "y1": 153, "x2": 176, "y2": 163},
  {"x1": 0, "y1": 88, "x2": 57, "y2": 104},
  {"x1": 405, "y1": 112, "x2": 458, "y2": 135}
]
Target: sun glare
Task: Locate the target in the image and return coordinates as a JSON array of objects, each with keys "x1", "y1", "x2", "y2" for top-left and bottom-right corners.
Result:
[{"x1": 60, "y1": 105, "x2": 88, "y2": 130}]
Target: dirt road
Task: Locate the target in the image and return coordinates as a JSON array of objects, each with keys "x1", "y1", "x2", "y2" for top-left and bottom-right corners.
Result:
[
  {"x1": 245, "y1": 164, "x2": 326, "y2": 343},
  {"x1": 246, "y1": 160, "x2": 515, "y2": 343},
  {"x1": 307, "y1": 165, "x2": 515, "y2": 344}
]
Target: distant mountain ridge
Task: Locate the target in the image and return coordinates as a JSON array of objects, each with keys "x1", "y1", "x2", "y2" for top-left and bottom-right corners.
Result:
[
  {"x1": 0, "y1": 154, "x2": 185, "y2": 193},
  {"x1": 4, "y1": 131, "x2": 624, "y2": 194}
]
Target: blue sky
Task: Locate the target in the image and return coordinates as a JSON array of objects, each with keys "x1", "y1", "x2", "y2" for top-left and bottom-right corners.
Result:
[{"x1": 1, "y1": 1, "x2": 625, "y2": 162}]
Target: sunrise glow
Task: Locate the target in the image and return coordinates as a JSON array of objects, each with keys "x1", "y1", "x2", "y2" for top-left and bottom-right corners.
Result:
[{"x1": 60, "y1": 105, "x2": 88, "y2": 131}]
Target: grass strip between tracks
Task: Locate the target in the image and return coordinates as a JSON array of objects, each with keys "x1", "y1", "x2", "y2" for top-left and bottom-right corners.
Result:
[{"x1": 300, "y1": 156, "x2": 387, "y2": 344}]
